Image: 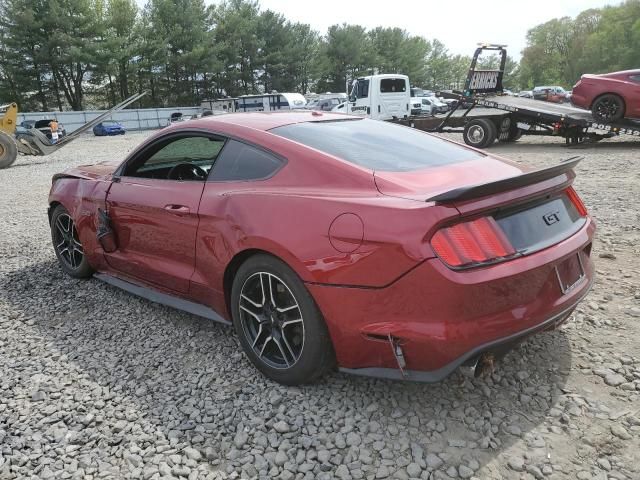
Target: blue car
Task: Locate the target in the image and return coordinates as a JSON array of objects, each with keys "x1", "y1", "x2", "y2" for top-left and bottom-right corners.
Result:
[{"x1": 93, "y1": 120, "x2": 126, "y2": 136}]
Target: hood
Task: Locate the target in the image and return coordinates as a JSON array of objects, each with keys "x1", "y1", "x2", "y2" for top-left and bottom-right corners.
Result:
[
  {"x1": 54, "y1": 160, "x2": 120, "y2": 181},
  {"x1": 374, "y1": 156, "x2": 526, "y2": 202}
]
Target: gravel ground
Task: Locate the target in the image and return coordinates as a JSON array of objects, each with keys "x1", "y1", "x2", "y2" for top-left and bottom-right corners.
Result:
[{"x1": 1, "y1": 130, "x2": 639, "y2": 480}]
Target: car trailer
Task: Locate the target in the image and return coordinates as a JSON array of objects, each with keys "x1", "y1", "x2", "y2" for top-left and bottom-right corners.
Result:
[{"x1": 393, "y1": 44, "x2": 640, "y2": 148}]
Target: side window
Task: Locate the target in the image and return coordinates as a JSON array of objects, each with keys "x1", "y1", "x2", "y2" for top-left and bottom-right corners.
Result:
[
  {"x1": 209, "y1": 140, "x2": 283, "y2": 182},
  {"x1": 124, "y1": 135, "x2": 225, "y2": 180},
  {"x1": 629, "y1": 75, "x2": 640, "y2": 83}
]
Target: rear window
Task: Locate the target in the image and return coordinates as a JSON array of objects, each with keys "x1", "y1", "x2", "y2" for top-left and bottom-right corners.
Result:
[
  {"x1": 271, "y1": 119, "x2": 483, "y2": 172},
  {"x1": 380, "y1": 78, "x2": 407, "y2": 93}
]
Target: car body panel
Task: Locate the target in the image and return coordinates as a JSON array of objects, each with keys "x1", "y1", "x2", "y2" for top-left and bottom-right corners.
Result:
[
  {"x1": 48, "y1": 112, "x2": 596, "y2": 380},
  {"x1": 104, "y1": 178, "x2": 205, "y2": 293},
  {"x1": 571, "y1": 69, "x2": 640, "y2": 119}
]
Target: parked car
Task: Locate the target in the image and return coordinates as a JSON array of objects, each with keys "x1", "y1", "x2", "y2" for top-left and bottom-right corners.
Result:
[
  {"x1": 518, "y1": 91, "x2": 533, "y2": 98},
  {"x1": 48, "y1": 112, "x2": 594, "y2": 385},
  {"x1": 532, "y1": 86, "x2": 569, "y2": 103},
  {"x1": 311, "y1": 97, "x2": 342, "y2": 111},
  {"x1": 166, "y1": 112, "x2": 184, "y2": 126},
  {"x1": 419, "y1": 97, "x2": 435, "y2": 115},
  {"x1": 93, "y1": 120, "x2": 126, "y2": 136},
  {"x1": 21, "y1": 119, "x2": 67, "y2": 139},
  {"x1": 421, "y1": 96, "x2": 448, "y2": 114},
  {"x1": 440, "y1": 98, "x2": 458, "y2": 109},
  {"x1": 571, "y1": 69, "x2": 640, "y2": 122},
  {"x1": 410, "y1": 98, "x2": 423, "y2": 115}
]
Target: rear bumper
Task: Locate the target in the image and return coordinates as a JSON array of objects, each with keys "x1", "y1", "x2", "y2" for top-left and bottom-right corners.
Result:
[
  {"x1": 339, "y1": 293, "x2": 585, "y2": 382},
  {"x1": 570, "y1": 92, "x2": 589, "y2": 110},
  {"x1": 308, "y1": 218, "x2": 595, "y2": 381}
]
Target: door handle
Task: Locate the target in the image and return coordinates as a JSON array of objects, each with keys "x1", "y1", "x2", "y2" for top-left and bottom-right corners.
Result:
[{"x1": 164, "y1": 204, "x2": 190, "y2": 215}]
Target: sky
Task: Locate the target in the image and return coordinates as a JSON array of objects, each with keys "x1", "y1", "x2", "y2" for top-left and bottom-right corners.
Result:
[
  {"x1": 254, "y1": 0, "x2": 618, "y2": 58},
  {"x1": 136, "y1": 0, "x2": 620, "y2": 59}
]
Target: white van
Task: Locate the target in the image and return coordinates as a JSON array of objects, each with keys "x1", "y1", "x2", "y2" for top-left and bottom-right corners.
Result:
[{"x1": 335, "y1": 74, "x2": 410, "y2": 120}]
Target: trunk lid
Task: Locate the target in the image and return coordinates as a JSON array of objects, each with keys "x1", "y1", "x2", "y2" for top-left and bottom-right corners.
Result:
[
  {"x1": 374, "y1": 156, "x2": 526, "y2": 203},
  {"x1": 375, "y1": 156, "x2": 587, "y2": 264}
]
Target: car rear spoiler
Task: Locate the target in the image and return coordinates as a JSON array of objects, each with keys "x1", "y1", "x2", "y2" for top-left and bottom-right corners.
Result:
[{"x1": 426, "y1": 156, "x2": 582, "y2": 203}]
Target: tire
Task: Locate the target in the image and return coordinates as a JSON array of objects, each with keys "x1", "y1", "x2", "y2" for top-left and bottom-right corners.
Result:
[
  {"x1": 508, "y1": 127, "x2": 523, "y2": 141},
  {"x1": 497, "y1": 117, "x2": 523, "y2": 142},
  {"x1": 0, "y1": 131, "x2": 18, "y2": 169},
  {"x1": 50, "y1": 205, "x2": 94, "y2": 278},
  {"x1": 592, "y1": 94, "x2": 625, "y2": 122},
  {"x1": 463, "y1": 118, "x2": 497, "y2": 148},
  {"x1": 231, "y1": 254, "x2": 335, "y2": 385}
]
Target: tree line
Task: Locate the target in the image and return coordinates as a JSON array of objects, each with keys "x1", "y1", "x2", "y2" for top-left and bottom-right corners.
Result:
[
  {"x1": 0, "y1": 0, "x2": 637, "y2": 112},
  {"x1": 519, "y1": 0, "x2": 640, "y2": 89},
  {"x1": 0, "y1": 0, "x2": 480, "y2": 111}
]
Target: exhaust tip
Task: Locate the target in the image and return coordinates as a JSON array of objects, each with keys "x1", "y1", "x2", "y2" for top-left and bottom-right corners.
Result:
[{"x1": 474, "y1": 352, "x2": 496, "y2": 378}]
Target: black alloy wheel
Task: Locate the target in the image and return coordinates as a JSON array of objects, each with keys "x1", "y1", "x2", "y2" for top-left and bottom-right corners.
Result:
[
  {"x1": 231, "y1": 254, "x2": 334, "y2": 385},
  {"x1": 51, "y1": 205, "x2": 94, "y2": 278}
]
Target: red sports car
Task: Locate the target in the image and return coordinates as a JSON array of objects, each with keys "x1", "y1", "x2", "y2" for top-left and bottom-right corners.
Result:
[
  {"x1": 48, "y1": 112, "x2": 595, "y2": 385},
  {"x1": 571, "y1": 69, "x2": 640, "y2": 122}
]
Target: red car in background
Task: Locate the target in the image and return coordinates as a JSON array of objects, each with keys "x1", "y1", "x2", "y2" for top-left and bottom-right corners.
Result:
[
  {"x1": 571, "y1": 69, "x2": 640, "y2": 122},
  {"x1": 48, "y1": 112, "x2": 595, "y2": 385}
]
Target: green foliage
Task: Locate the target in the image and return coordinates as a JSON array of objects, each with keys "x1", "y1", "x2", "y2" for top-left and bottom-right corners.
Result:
[
  {"x1": 520, "y1": 0, "x2": 640, "y2": 89},
  {"x1": 0, "y1": 0, "x2": 523, "y2": 110}
]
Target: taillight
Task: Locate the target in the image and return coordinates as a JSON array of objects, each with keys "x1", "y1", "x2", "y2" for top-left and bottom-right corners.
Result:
[
  {"x1": 431, "y1": 216, "x2": 517, "y2": 268},
  {"x1": 566, "y1": 187, "x2": 587, "y2": 216}
]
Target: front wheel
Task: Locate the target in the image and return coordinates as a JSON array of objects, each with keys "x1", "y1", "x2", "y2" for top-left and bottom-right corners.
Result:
[
  {"x1": 231, "y1": 254, "x2": 335, "y2": 385},
  {"x1": 50, "y1": 205, "x2": 94, "y2": 278}
]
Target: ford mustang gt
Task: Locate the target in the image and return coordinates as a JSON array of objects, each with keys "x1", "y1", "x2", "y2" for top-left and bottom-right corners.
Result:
[
  {"x1": 48, "y1": 112, "x2": 595, "y2": 385},
  {"x1": 571, "y1": 69, "x2": 640, "y2": 122}
]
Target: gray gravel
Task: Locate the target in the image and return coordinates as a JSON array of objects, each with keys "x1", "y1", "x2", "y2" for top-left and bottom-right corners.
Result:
[{"x1": 1, "y1": 130, "x2": 639, "y2": 479}]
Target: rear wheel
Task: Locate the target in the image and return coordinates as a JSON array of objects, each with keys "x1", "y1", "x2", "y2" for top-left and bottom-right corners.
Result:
[
  {"x1": 463, "y1": 119, "x2": 497, "y2": 148},
  {"x1": 497, "y1": 117, "x2": 523, "y2": 142},
  {"x1": 0, "y1": 131, "x2": 18, "y2": 169},
  {"x1": 231, "y1": 254, "x2": 334, "y2": 385},
  {"x1": 592, "y1": 94, "x2": 625, "y2": 122},
  {"x1": 50, "y1": 205, "x2": 94, "y2": 278}
]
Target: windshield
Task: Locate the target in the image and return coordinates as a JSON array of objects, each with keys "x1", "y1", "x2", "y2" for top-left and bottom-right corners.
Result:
[
  {"x1": 271, "y1": 119, "x2": 482, "y2": 172},
  {"x1": 102, "y1": 121, "x2": 118, "y2": 126}
]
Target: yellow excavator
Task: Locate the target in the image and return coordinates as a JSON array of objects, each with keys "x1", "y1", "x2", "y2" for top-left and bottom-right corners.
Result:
[
  {"x1": 0, "y1": 103, "x2": 18, "y2": 169},
  {"x1": 0, "y1": 92, "x2": 147, "y2": 169}
]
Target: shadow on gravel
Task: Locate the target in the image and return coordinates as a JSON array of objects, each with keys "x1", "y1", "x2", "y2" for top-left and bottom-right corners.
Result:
[{"x1": 1, "y1": 260, "x2": 573, "y2": 477}]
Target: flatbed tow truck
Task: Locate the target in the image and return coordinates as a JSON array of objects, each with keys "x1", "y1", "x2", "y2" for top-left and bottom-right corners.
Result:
[{"x1": 392, "y1": 44, "x2": 640, "y2": 148}]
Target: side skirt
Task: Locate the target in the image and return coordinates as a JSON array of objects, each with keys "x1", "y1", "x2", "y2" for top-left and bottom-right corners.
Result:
[{"x1": 94, "y1": 273, "x2": 231, "y2": 325}]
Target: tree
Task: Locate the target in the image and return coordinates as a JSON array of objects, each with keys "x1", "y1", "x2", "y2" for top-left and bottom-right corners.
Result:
[
  {"x1": 319, "y1": 24, "x2": 374, "y2": 93},
  {"x1": 212, "y1": 0, "x2": 261, "y2": 96},
  {"x1": 45, "y1": 0, "x2": 102, "y2": 110},
  {"x1": 369, "y1": 27, "x2": 430, "y2": 86}
]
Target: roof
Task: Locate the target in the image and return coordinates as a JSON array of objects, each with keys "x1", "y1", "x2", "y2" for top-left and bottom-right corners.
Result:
[
  {"x1": 186, "y1": 111, "x2": 355, "y2": 132},
  {"x1": 598, "y1": 69, "x2": 640, "y2": 77}
]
